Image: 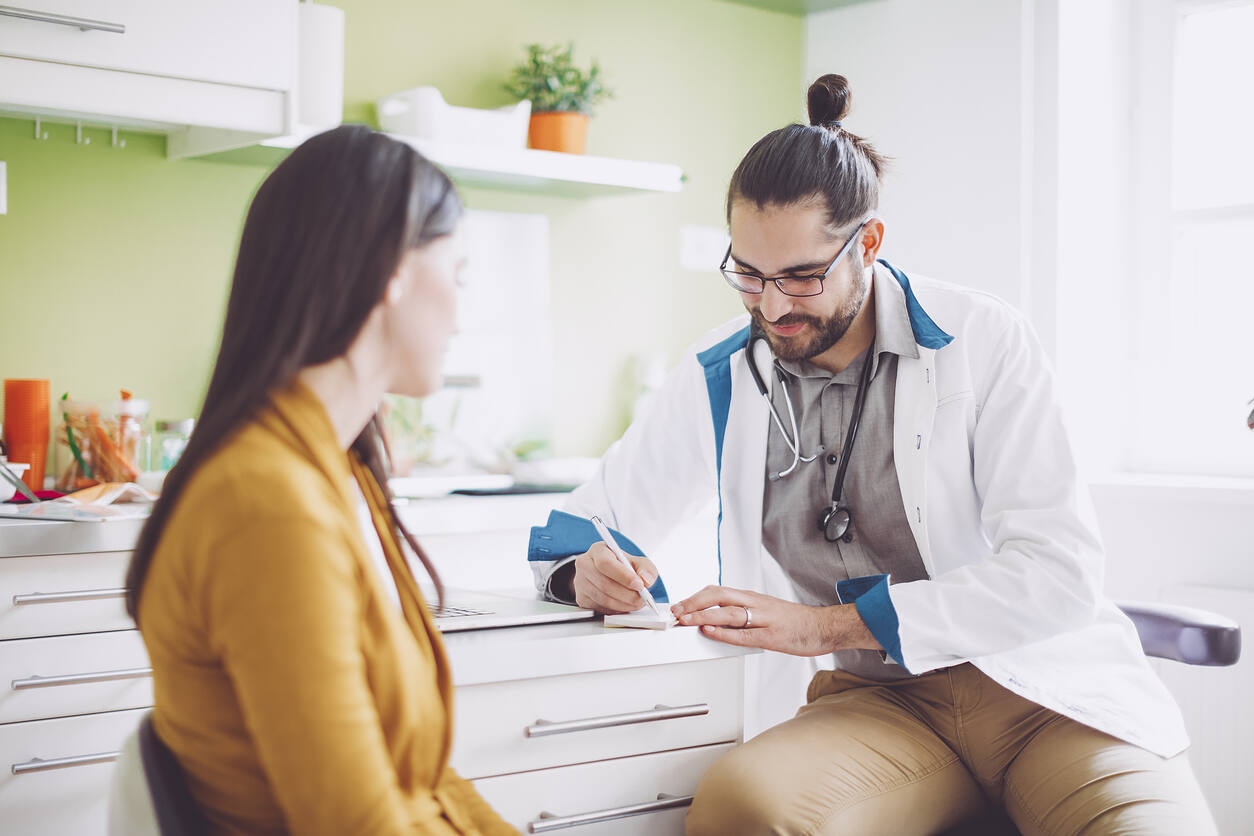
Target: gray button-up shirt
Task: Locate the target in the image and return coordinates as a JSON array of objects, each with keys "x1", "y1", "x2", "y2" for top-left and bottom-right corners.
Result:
[{"x1": 761, "y1": 265, "x2": 929, "y2": 680}]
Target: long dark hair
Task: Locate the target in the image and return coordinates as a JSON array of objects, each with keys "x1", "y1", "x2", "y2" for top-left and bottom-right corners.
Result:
[
  {"x1": 727, "y1": 74, "x2": 888, "y2": 230},
  {"x1": 126, "y1": 125, "x2": 460, "y2": 622}
]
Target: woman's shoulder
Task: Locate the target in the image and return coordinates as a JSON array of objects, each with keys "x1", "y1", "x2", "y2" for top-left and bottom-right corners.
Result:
[
  {"x1": 143, "y1": 417, "x2": 363, "y2": 632},
  {"x1": 168, "y1": 418, "x2": 353, "y2": 546}
]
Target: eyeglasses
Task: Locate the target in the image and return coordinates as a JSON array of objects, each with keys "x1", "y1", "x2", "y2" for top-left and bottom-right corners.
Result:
[{"x1": 719, "y1": 220, "x2": 869, "y2": 298}]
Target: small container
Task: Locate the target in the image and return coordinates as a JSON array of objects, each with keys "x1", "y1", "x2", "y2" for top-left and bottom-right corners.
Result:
[
  {"x1": 154, "y1": 419, "x2": 195, "y2": 471},
  {"x1": 4, "y1": 378, "x2": 51, "y2": 492},
  {"x1": 116, "y1": 395, "x2": 151, "y2": 476},
  {"x1": 56, "y1": 395, "x2": 151, "y2": 490},
  {"x1": 376, "y1": 86, "x2": 531, "y2": 149}
]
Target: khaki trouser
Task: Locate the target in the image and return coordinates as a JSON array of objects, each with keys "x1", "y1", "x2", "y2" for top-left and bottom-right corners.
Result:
[{"x1": 686, "y1": 663, "x2": 1215, "y2": 835}]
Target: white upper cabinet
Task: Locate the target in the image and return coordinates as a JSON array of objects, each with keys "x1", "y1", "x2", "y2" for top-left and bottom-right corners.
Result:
[
  {"x1": 0, "y1": 1, "x2": 293, "y2": 89},
  {"x1": 0, "y1": 1, "x2": 338, "y2": 157}
]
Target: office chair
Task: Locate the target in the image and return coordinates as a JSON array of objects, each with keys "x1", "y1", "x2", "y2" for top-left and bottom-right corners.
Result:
[
  {"x1": 945, "y1": 601, "x2": 1242, "y2": 836},
  {"x1": 107, "y1": 711, "x2": 208, "y2": 836}
]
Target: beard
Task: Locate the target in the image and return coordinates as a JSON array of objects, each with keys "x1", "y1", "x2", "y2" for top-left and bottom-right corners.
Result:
[{"x1": 750, "y1": 272, "x2": 870, "y2": 362}]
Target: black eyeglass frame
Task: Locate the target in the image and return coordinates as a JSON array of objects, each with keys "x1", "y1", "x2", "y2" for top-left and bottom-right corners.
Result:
[{"x1": 719, "y1": 219, "x2": 871, "y2": 298}]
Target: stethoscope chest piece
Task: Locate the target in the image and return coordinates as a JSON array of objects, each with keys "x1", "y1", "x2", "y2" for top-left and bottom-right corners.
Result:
[{"x1": 819, "y1": 504, "x2": 852, "y2": 542}]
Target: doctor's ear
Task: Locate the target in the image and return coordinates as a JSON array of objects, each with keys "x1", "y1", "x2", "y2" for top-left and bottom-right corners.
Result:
[{"x1": 858, "y1": 218, "x2": 885, "y2": 268}]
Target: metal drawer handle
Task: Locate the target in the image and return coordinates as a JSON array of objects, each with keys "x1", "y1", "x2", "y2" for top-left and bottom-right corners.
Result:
[
  {"x1": 0, "y1": 5, "x2": 125, "y2": 33},
  {"x1": 530, "y1": 793, "x2": 692, "y2": 833},
  {"x1": 13, "y1": 587, "x2": 128, "y2": 605},
  {"x1": 525, "y1": 703, "x2": 709, "y2": 738},
  {"x1": 13, "y1": 666, "x2": 152, "y2": 690},
  {"x1": 12, "y1": 750, "x2": 119, "y2": 775}
]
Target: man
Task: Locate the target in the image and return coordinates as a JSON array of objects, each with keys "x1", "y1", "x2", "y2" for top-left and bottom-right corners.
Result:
[{"x1": 527, "y1": 74, "x2": 1214, "y2": 834}]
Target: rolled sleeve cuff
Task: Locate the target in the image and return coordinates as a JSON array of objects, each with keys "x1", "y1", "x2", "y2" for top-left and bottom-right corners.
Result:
[
  {"x1": 836, "y1": 574, "x2": 905, "y2": 669},
  {"x1": 528, "y1": 510, "x2": 668, "y2": 603}
]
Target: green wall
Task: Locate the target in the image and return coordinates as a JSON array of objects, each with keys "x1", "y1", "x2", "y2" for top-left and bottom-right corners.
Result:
[{"x1": 0, "y1": 0, "x2": 801, "y2": 463}]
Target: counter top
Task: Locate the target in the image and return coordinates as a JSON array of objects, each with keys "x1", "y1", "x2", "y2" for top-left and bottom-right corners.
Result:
[
  {"x1": 443, "y1": 618, "x2": 757, "y2": 687},
  {"x1": 0, "y1": 492, "x2": 565, "y2": 559}
]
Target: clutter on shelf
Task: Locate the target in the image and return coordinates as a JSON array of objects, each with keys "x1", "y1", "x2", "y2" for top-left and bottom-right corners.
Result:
[{"x1": 377, "y1": 86, "x2": 530, "y2": 149}]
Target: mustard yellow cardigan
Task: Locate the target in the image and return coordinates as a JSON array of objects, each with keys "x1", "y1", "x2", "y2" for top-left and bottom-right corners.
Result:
[{"x1": 139, "y1": 382, "x2": 516, "y2": 835}]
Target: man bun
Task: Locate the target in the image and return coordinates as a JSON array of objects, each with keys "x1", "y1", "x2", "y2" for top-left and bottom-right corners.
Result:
[
  {"x1": 807, "y1": 74, "x2": 851, "y2": 128},
  {"x1": 727, "y1": 72, "x2": 885, "y2": 231}
]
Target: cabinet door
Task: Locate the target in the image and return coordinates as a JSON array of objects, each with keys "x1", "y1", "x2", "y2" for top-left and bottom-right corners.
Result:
[
  {"x1": 0, "y1": 0, "x2": 295, "y2": 90},
  {"x1": 451, "y1": 657, "x2": 742, "y2": 780},
  {"x1": 0, "y1": 629, "x2": 151, "y2": 724},
  {"x1": 0, "y1": 708, "x2": 146, "y2": 836},
  {"x1": 0, "y1": 551, "x2": 132, "y2": 640},
  {"x1": 473, "y1": 742, "x2": 734, "y2": 835}
]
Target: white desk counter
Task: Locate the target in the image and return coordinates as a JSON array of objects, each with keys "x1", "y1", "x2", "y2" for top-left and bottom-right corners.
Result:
[
  {"x1": 444, "y1": 616, "x2": 753, "y2": 686},
  {"x1": 0, "y1": 508, "x2": 753, "y2": 835}
]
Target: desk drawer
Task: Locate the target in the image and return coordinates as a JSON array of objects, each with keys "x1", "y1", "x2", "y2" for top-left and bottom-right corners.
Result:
[
  {"x1": 0, "y1": 630, "x2": 151, "y2": 724},
  {"x1": 0, "y1": 707, "x2": 146, "y2": 836},
  {"x1": 0, "y1": 551, "x2": 132, "y2": 640},
  {"x1": 473, "y1": 742, "x2": 733, "y2": 835},
  {"x1": 451, "y1": 657, "x2": 741, "y2": 780}
]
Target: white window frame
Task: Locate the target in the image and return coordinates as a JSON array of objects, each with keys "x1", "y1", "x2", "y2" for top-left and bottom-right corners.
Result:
[{"x1": 1128, "y1": 0, "x2": 1254, "y2": 478}]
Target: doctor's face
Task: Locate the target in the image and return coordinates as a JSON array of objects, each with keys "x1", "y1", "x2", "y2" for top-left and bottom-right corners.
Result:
[{"x1": 727, "y1": 200, "x2": 874, "y2": 362}]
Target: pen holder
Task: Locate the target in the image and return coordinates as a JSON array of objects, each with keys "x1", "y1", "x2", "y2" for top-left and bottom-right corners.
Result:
[{"x1": 56, "y1": 397, "x2": 151, "y2": 491}]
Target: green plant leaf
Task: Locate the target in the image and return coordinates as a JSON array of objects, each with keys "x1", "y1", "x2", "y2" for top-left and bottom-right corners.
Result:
[{"x1": 503, "y1": 42, "x2": 614, "y2": 115}]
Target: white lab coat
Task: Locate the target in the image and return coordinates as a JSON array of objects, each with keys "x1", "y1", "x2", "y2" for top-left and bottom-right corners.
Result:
[{"x1": 545, "y1": 264, "x2": 1188, "y2": 756}]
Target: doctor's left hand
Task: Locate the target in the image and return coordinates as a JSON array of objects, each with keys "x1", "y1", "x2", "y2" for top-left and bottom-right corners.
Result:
[{"x1": 671, "y1": 586, "x2": 880, "y2": 657}]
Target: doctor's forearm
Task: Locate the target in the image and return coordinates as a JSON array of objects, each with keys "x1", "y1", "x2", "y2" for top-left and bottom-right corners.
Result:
[{"x1": 822, "y1": 604, "x2": 881, "y2": 653}]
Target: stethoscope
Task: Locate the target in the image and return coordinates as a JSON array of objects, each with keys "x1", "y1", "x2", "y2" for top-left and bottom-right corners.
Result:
[{"x1": 747, "y1": 327, "x2": 874, "y2": 542}]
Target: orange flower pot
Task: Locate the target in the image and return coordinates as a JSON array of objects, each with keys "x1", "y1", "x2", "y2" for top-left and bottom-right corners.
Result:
[{"x1": 528, "y1": 112, "x2": 589, "y2": 154}]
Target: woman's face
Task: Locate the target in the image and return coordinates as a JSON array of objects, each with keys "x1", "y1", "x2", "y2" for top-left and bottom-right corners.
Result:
[{"x1": 385, "y1": 224, "x2": 466, "y2": 398}]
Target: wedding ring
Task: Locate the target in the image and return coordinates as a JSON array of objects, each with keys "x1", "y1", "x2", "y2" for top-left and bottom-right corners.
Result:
[{"x1": 743, "y1": 606, "x2": 752, "y2": 629}]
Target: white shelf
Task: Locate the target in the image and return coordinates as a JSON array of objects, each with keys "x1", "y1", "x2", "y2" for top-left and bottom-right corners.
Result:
[
  {"x1": 261, "y1": 130, "x2": 684, "y2": 197},
  {"x1": 395, "y1": 136, "x2": 684, "y2": 197}
]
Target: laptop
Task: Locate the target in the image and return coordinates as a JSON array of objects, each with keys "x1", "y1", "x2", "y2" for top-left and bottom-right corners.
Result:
[{"x1": 426, "y1": 587, "x2": 596, "y2": 633}]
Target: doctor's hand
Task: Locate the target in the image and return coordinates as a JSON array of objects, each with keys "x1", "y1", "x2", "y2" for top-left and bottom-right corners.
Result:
[
  {"x1": 671, "y1": 586, "x2": 880, "y2": 657},
  {"x1": 572, "y1": 544, "x2": 659, "y2": 614}
]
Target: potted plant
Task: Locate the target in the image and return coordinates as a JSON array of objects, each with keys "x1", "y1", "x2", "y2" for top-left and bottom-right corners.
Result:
[{"x1": 504, "y1": 43, "x2": 613, "y2": 154}]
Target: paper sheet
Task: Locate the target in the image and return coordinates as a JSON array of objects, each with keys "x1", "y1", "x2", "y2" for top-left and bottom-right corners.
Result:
[{"x1": 604, "y1": 608, "x2": 677, "y2": 630}]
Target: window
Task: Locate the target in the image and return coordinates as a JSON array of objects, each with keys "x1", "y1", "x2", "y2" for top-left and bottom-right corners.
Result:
[
  {"x1": 1129, "y1": 0, "x2": 1254, "y2": 477},
  {"x1": 382, "y1": 209, "x2": 553, "y2": 478}
]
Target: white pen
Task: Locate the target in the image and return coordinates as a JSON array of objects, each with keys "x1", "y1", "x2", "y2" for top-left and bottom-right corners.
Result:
[{"x1": 589, "y1": 515, "x2": 665, "y2": 618}]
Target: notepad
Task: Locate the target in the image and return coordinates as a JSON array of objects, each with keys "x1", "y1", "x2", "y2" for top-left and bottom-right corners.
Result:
[{"x1": 604, "y1": 608, "x2": 677, "y2": 630}]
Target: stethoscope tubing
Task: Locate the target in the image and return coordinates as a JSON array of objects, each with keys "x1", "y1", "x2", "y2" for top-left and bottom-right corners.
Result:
[
  {"x1": 748, "y1": 329, "x2": 875, "y2": 538},
  {"x1": 761, "y1": 389, "x2": 821, "y2": 480},
  {"x1": 828, "y1": 345, "x2": 874, "y2": 510},
  {"x1": 751, "y1": 333, "x2": 822, "y2": 481}
]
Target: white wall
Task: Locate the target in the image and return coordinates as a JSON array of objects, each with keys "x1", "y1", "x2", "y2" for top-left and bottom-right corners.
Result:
[
  {"x1": 1054, "y1": 0, "x2": 1136, "y2": 474},
  {"x1": 803, "y1": 0, "x2": 1139, "y2": 473},
  {"x1": 803, "y1": 0, "x2": 1044, "y2": 313}
]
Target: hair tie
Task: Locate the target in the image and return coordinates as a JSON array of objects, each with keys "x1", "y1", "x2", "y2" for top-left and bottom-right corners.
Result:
[{"x1": 824, "y1": 120, "x2": 843, "y2": 130}]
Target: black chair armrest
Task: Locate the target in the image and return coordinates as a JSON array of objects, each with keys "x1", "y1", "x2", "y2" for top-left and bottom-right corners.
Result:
[{"x1": 1116, "y1": 600, "x2": 1242, "y2": 666}]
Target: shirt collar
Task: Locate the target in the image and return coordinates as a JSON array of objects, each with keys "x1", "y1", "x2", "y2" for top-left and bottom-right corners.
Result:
[{"x1": 871, "y1": 261, "x2": 922, "y2": 362}]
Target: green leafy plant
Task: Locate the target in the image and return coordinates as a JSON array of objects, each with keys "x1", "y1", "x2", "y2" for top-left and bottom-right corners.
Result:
[
  {"x1": 379, "y1": 394, "x2": 450, "y2": 473},
  {"x1": 504, "y1": 43, "x2": 613, "y2": 115}
]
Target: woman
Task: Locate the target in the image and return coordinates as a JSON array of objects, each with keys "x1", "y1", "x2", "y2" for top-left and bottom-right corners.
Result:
[{"x1": 124, "y1": 126, "x2": 516, "y2": 834}]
